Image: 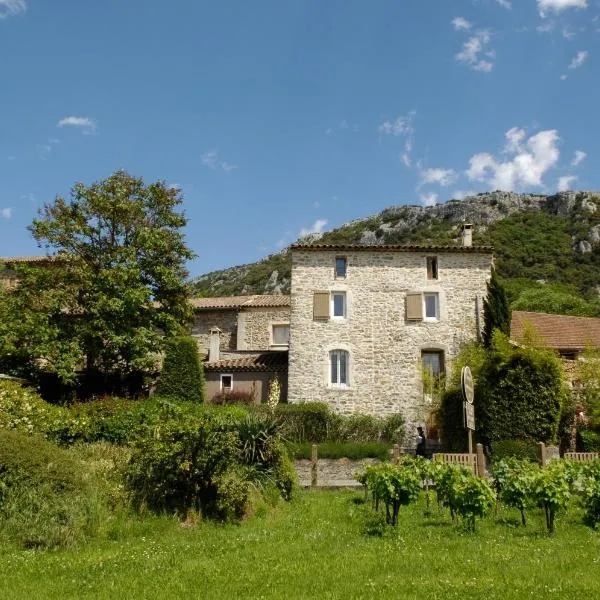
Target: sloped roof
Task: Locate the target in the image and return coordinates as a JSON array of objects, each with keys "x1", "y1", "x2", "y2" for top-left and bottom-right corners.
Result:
[
  {"x1": 511, "y1": 310, "x2": 600, "y2": 351},
  {"x1": 204, "y1": 351, "x2": 288, "y2": 372},
  {"x1": 290, "y1": 243, "x2": 493, "y2": 254},
  {"x1": 190, "y1": 295, "x2": 290, "y2": 310}
]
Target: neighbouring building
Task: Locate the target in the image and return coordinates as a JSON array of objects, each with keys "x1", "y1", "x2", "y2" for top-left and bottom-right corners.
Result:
[
  {"x1": 511, "y1": 310, "x2": 600, "y2": 383},
  {"x1": 191, "y1": 295, "x2": 291, "y2": 403},
  {"x1": 0, "y1": 256, "x2": 56, "y2": 291},
  {"x1": 287, "y1": 240, "x2": 493, "y2": 430}
]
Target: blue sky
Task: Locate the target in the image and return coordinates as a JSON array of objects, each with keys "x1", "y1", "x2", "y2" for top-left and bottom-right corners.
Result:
[{"x1": 0, "y1": 0, "x2": 598, "y2": 277}]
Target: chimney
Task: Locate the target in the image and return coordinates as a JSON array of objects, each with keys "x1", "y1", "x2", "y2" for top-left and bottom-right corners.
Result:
[
  {"x1": 461, "y1": 223, "x2": 473, "y2": 248},
  {"x1": 209, "y1": 327, "x2": 221, "y2": 362}
]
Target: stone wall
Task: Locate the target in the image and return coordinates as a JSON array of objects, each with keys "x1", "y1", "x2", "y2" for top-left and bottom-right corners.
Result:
[
  {"x1": 288, "y1": 248, "x2": 492, "y2": 428},
  {"x1": 294, "y1": 458, "x2": 380, "y2": 487},
  {"x1": 237, "y1": 306, "x2": 290, "y2": 351},
  {"x1": 192, "y1": 306, "x2": 291, "y2": 354},
  {"x1": 192, "y1": 310, "x2": 239, "y2": 353},
  {"x1": 205, "y1": 370, "x2": 288, "y2": 403}
]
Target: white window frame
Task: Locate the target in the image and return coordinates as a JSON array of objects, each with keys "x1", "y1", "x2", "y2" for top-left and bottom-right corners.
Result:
[
  {"x1": 270, "y1": 322, "x2": 290, "y2": 348},
  {"x1": 329, "y1": 349, "x2": 350, "y2": 388},
  {"x1": 423, "y1": 292, "x2": 440, "y2": 322},
  {"x1": 335, "y1": 256, "x2": 347, "y2": 279},
  {"x1": 220, "y1": 373, "x2": 233, "y2": 392},
  {"x1": 331, "y1": 292, "x2": 347, "y2": 319}
]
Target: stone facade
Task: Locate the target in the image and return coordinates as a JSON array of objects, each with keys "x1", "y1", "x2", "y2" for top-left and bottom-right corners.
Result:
[
  {"x1": 288, "y1": 246, "x2": 493, "y2": 428},
  {"x1": 192, "y1": 305, "x2": 290, "y2": 354}
]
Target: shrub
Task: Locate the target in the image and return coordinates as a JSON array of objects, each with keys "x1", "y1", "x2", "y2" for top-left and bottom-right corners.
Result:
[
  {"x1": 492, "y1": 458, "x2": 536, "y2": 526},
  {"x1": 155, "y1": 336, "x2": 205, "y2": 403},
  {"x1": 288, "y1": 441, "x2": 391, "y2": 461},
  {"x1": 580, "y1": 430, "x2": 600, "y2": 452},
  {"x1": 580, "y1": 460, "x2": 600, "y2": 527},
  {"x1": 0, "y1": 380, "x2": 65, "y2": 435},
  {"x1": 454, "y1": 475, "x2": 495, "y2": 532},
  {"x1": 438, "y1": 388, "x2": 467, "y2": 452},
  {"x1": 0, "y1": 430, "x2": 101, "y2": 548},
  {"x1": 273, "y1": 403, "x2": 337, "y2": 443},
  {"x1": 476, "y1": 333, "x2": 565, "y2": 447},
  {"x1": 212, "y1": 390, "x2": 256, "y2": 405},
  {"x1": 531, "y1": 462, "x2": 571, "y2": 535},
  {"x1": 491, "y1": 439, "x2": 539, "y2": 463}
]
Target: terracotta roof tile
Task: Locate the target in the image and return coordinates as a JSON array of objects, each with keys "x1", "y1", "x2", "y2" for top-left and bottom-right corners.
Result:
[
  {"x1": 204, "y1": 351, "x2": 288, "y2": 372},
  {"x1": 190, "y1": 295, "x2": 290, "y2": 310},
  {"x1": 0, "y1": 255, "x2": 57, "y2": 264},
  {"x1": 290, "y1": 243, "x2": 493, "y2": 254},
  {"x1": 511, "y1": 310, "x2": 600, "y2": 351}
]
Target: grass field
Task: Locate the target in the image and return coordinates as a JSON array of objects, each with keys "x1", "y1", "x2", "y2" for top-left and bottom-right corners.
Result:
[{"x1": 1, "y1": 490, "x2": 599, "y2": 600}]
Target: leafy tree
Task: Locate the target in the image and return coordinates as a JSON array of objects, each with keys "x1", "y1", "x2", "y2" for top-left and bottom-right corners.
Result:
[
  {"x1": 512, "y1": 287, "x2": 600, "y2": 317},
  {"x1": 483, "y1": 270, "x2": 510, "y2": 348},
  {"x1": 155, "y1": 336, "x2": 205, "y2": 403},
  {"x1": 0, "y1": 171, "x2": 194, "y2": 396}
]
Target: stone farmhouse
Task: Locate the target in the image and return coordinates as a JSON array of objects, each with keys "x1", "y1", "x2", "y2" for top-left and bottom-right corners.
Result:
[{"x1": 1, "y1": 233, "x2": 494, "y2": 429}]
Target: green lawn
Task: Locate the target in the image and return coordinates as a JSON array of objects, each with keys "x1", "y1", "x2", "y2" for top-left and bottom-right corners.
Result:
[{"x1": 1, "y1": 490, "x2": 599, "y2": 600}]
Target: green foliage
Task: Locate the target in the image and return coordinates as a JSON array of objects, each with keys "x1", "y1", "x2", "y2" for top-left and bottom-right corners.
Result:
[
  {"x1": 491, "y1": 439, "x2": 539, "y2": 463},
  {"x1": 0, "y1": 171, "x2": 194, "y2": 395},
  {"x1": 212, "y1": 390, "x2": 256, "y2": 405},
  {"x1": 125, "y1": 408, "x2": 294, "y2": 521},
  {"x1": 0, "y1": 430, "x2": 102, "y2": 548},
  {"x1": 454, "y1": 475, "x2": 495, "y2": 532},
  {"x1": 288, "y1": 441, "x2": 391, "y2": 460},
  {"x1": 476, "y1": 333, "x2": 565, "y2": 447},
  {"x1": 576, "y1": 346, "x2": 600, "y2": 430},
  {"x1": 357, "y1": 462, "x2": 421, "y2": 525},
  {"x1": 531, "y1": 462, "x2": 571, "y2": 535},
  {"x1": 492, "y1": 458, "x2": 537, "y2": 526},
  {"x1": 512, "y1": 286, "x2": 600, "y2": 317},
  {"x1": 155, "y1": 336, "x2": 205, "y2": 403},
  {"x1": 483, "y1": 270, "x2": 511, "y2": 348},
  {"x1": 580, "y1": 430, "x2": 600, "y2": 452},
  {"x1": 580, "y1": 460, "x2": 600, "y2": 527},
  {"x1": 438, "y1": 388, "x2": 467, "y2": 452}
]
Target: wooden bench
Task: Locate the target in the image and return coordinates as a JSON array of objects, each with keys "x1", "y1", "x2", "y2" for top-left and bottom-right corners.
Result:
[
  {"x1": 433, "y1": 453, "x2": 478, "y2": 474},
  {"x1": 564, "y1": 452, "x2": 599, "y2": 462}
]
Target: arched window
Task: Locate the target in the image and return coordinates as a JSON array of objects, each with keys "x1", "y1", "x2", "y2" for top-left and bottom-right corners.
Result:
[{"x1": 330, "y1": 350, "x2": 349, "y2": 386}]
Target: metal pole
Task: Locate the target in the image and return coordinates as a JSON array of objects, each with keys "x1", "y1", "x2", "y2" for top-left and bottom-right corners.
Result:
[{"x1": 468, "y1": 430, "x2": 473, "y2": 455}]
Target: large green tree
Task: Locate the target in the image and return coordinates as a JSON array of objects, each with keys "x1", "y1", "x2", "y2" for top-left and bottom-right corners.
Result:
[{"x1": 0, "y1": 171, "x2": 194, "y2": 395}]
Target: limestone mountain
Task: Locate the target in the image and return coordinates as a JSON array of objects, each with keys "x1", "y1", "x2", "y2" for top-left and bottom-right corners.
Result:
[{"x1": 191, "y1": 191, "x2": 600, "y2": 312}]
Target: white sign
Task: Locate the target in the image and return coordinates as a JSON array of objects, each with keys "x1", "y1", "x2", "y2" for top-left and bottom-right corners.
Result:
[
  {"x1": 461, "y1": 366, "x2": 474, "y2": 404},
  {"x1": 464, "y1": 402, "x2": 475, "y2": 431}
]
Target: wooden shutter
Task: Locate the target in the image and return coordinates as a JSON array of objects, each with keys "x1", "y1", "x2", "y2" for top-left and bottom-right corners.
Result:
[
  {"x1": 313, "y1": 292, "x2": 330, "y2": 320},
  {"x1": 406, "y1": 292, "x2": 423, "y2": 321}
]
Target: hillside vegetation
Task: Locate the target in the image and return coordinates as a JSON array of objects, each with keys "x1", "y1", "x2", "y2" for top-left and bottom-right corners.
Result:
[{"x1": 191, "y1": 191, "x2": 600, "y2": 316}]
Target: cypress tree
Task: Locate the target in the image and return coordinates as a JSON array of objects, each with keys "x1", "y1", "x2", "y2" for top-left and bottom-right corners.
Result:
[
  {"x1": 156, "y1": 336, "x2": 205, "y2": 402},
  {"x1": 482, "y1": 270, "x2": 511, "y2": 348}
]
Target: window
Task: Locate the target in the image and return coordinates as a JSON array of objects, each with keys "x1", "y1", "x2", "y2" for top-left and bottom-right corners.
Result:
[
  {"x1": 422, "y1": 351, "x2": 444, "y2": 378},
  {"x1": 272, "y1": 324, "x2": 290, "y2": 346},
  {"x1": 426, "y1": 256, "x2": 438, "y2": 280},
  {"x1": 330, "y1": 350, "x2": 349, "y2": 386},
  {"x1": 220, "y1": 374, "x2": 233, "y2": 393},
  {"x1": 335, "y1": 256, "x2": 347, "y2": 279},
  {"x1": 331, "y1": 292, "x2": 346, "y2": 318},
  {"x1": 423, "y1": 293, "x2": 439, "y2": 321}
]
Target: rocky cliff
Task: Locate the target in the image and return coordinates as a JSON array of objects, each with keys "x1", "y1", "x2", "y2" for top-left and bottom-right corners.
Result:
[{"x1": 191, "y1": 191, "x2": 600, "y2": 299}]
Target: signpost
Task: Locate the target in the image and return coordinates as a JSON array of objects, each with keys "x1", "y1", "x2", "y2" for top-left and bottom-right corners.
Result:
[{"x1": 461, "y1": 366, "x2": 475, "y2": 454}]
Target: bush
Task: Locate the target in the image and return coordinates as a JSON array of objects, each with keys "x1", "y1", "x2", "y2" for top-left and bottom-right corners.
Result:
[
  {"x1": 0, "y1": 430, "x2": 102, "y2": 548},
  {"x1": 492, "y1": 458, "x2": 536, "y2": 526},
  {"x1": 212, "y1": 390, "x2": 256, "y2": 405},
  {"x1": 288, "y1": 441, "x2": 391, "y2": 461},
  {"x1": 155, "y1": 336, "x2": 205, "y2": 403},
  {"x1": 531, "y1": 462, "x2": 571, "y2": 535},
  {"x1": 491, "y1": 439, "x2": 539, "y2": 463},
  {"x1": 476, "y1": 333, "x2": 565, "y2": 447},
  {"x1": 0, "y1": 380, "x2": 65, "y2": 435},
  {"x1": 580, "y1": 430, "x2": 600, "y2": 452},
  {"x1": 438, "y1": 388, "x2": 467, "y2": 452}
]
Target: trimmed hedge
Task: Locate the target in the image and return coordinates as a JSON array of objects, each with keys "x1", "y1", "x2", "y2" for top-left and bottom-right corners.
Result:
[
  {"x1": 288, "y1": 441, "x2": 391, "y2": 461},
  {"x1": 580, "y1": 430, "x2": 600, "y2": 452},
  {"x1": 155, "y1": 336, "x2": 204, "y2": 403},
  {"x1": 491, "y1": 439, "x2": 539, "y2": 463}
]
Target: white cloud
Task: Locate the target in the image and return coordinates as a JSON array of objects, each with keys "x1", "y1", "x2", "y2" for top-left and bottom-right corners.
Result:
[
  {"x1": 453, "y1": 190, "x2": 478, "y2": 200},
  {"x1": 569, "y1": 50, "x2": 589, "y2": 69},
  {"x1": 201, "y1": 150, "x2": 237, "y2": 172},
  {"x1": 57, "y1": 116, "x2": 97, "y2": 135},
  {"x1": 378, "y1": 111, "x2": 415, "y2": 137},
  {"x1": 299, "y1": 219, "x2": 328, "y2": 238},
  {"x1": 420, "y1": 168, "x2": 457, "y2": 187},
  {"x1": 466, "y1": 128, "x2": 561, "y2": 191},
  {"x1": 496, "y1": 0, "x2": 512, "y2": 8},
  {"x1": 0, "y1": 0, "x2": 26, "y2": 19},
  {"x1": 1, "y1": 207, "x2": 12, "y2": 219},
  {"x1": 452, "y1": 17, "x2": 472, "y2": 31},
  {"x1": 420, "y1": 193, "x2": 438, "y2": 207},
  {"x1": 558, "y1": 175, "x2": 577, "y2": 191},
  {"x1": 572, "y1": 150, "x2": 587, "y2": 166},
  {"x1": 538, "y1": 0, "x2": 587, "y2": 18},
  {"x1": 504, "y1": 127, "x2": 526, "y2": 153},
  {"x1": 455, "y1": 30, "x2": 495, "y2": 72},
  {"x1": 537, "y1": 21, "x2": 555, "y2": 32}
]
